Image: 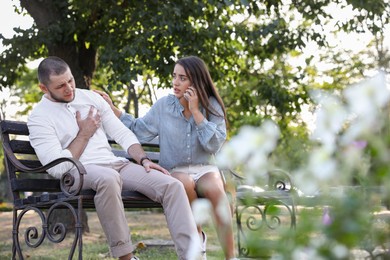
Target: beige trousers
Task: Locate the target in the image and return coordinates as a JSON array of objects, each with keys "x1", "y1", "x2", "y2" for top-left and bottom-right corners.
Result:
[{"x1": 71, "y1": 161, "x2": 199, "y2": 259}]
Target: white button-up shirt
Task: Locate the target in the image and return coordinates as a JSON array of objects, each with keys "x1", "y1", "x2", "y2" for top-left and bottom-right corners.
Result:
[{"x1": 28, "y1": 88, "x2": 139, "y2": 178}]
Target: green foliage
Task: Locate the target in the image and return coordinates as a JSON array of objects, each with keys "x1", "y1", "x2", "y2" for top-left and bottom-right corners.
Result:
[
  {"x1": 15, "y1": 68, "x2": 42, "y2": 116},
  {"x1": 218, "y1": 72, "x2": 390, "y2": 258},
  {"x1": 272, "y1": 125, "x2": 312, "y2": 170},
  {"x1": 1, "y1": 0, "x2": 389, "y2": 143},
  {"x1": 0, "y1": 202, "x2": 12, "y2": 212}
]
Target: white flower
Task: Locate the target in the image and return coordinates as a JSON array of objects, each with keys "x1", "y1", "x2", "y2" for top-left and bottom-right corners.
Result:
[
  {"x1": 258, "y1": 120, "x2": 281, "y2": 153},
  {"x1": 191, "y1": 199, "x2": 212, "y2": 226},
  {"x1": 216, "y1": 196, "x2": 232, "y2": 225},
  {"x1": 344, "y1": 70, "x2": 389, "y2": 117},
  {"x1": 293, "y1": 169, "x2": 320, "y2": 196},
  {"x1": 216, "y1": 120, "x2": 280, "y2": 171},
  {"x1": 308, "y1": 147, "x2": 337, "y2": 180},
  {"x1": 292, "y1": 246, "x2": 325, "y2": 260},
  {"x1": 339, "y1": 118, "x2": 368, "y2": 145},
  {"x1": 216, "y1": 126, "x2": 258, "y2": 169},
  {"x1": 216, "y1": 140, "x2": 241, "y2": 169},
  {"x1": 332, "y1": 244, "x2": 349, "y2": 258},
  {"x1": 340, "y1": 140, "x2": 367, "y2": 170},
  {"x1": 339, "y1": 71, "x2": 389, "y2": 145},
  {"x1": 311, "y1": 94, "x2": 347, "y2": 152}
]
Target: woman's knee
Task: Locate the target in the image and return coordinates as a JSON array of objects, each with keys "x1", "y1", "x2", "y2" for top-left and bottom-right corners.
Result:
[
  {"x1": 171, "y1": 173, "x2": 198, "y2": 201},
  {"x1": 171, "y1": 172, "x2": 195, "y2": 188},
  {"x1": 197, "y1": 172, "x2": 224, "y2": 197}
]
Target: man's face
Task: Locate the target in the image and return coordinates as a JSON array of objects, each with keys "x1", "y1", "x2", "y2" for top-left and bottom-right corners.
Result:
[{"x1": 40, "y1": 68, "x2": 76, "y2": 103}]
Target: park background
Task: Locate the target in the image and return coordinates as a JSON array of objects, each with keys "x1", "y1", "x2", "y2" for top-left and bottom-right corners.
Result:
[{"x1": 1, "y1": 0, "x2": 390, "y2": 259}]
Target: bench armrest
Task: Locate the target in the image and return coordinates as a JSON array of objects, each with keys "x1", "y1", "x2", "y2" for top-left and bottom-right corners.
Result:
[
  {"x1": 220, "y1": 168, "x2": 245, "y2": 184},
  {"x1": 222, "y1": 167, "x2": 298, "y2": 194},
  {"x1": 2, "y1": 140, "x2": 86, "y2": 197},
  {"x1": 267, "y1": 168, "x2": 294, "y2": 191}
]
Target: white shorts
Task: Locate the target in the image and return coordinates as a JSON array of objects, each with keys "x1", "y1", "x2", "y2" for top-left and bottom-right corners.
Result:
[{"x1": 170, "y1": 164, "x2": 220, "y2": 183}]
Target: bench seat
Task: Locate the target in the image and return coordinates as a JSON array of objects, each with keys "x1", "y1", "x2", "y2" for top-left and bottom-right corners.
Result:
[{"x1": 1, "y1": 119, "x2": 297, "y2": 259}]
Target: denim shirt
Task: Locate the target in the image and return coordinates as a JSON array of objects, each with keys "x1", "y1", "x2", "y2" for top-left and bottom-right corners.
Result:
[{"x1": 119, "y1": 94, "x2": 227, "y2": 170}]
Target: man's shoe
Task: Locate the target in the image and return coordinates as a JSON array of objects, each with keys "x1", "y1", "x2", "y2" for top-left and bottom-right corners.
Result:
[{"x1": 130, "y1": 256, "x2": 140, "y2": 260}]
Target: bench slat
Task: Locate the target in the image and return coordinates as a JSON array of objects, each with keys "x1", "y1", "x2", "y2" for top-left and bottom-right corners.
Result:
[
  {"x1": 18, "y1": 160, "x2": 43, "y2": 169},
  {"x1": 10, "y1": 139, "x2": 36, "y2": 154},
  {"x1": 0, "y1": 120, "x2": 29, "y2": 135},
  {"x1": 10, "y1": 179, "x2": 60, "y2": 192},
  {"x1": 15, "y1": 191, "x2": 161, "y2": 209}
]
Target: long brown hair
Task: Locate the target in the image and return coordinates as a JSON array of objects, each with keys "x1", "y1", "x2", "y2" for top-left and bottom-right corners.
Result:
[{"x1": 176, "y1": 56, "x2": 227, "y2": 125}]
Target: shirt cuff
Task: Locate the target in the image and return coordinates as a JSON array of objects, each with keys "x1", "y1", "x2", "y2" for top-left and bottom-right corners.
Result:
[{"x1": 195, "y1": 118, "x2": 208, "y2": 130}]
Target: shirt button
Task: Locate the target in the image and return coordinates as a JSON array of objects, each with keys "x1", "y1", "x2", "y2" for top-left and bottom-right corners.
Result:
[
  {"x1": 187, "y1": 134, "x2": 190, "y2": 137},
  {"x1": 187, "y1": 145, "x2": 190, "y2": 148}
]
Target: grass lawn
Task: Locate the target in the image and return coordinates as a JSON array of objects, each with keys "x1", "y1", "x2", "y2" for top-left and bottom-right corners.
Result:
[
  {"x1": 0, "y1": 209, "x2": 226, "y2": 259},
  {"x1": 2, "y1": 203, "x2": 389, "y2": 259}
]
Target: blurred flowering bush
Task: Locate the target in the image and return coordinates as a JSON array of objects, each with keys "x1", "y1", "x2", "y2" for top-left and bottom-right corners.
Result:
[{"x1": 216, "y1": 71, "x2": 390, "y2": 259}]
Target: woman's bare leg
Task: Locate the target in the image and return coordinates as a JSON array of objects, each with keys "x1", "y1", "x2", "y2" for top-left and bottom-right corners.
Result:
[{"x1": 196, "y1": 172, "x2": 235, "y2": 259}]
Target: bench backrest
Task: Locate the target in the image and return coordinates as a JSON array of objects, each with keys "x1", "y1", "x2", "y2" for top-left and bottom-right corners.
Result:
[
  {"x1": 1, "y1": 120, "x2": 54, "y2": 202},
  {"x1": 0, "y1": 119, "x2": 160, "y2": 202}
]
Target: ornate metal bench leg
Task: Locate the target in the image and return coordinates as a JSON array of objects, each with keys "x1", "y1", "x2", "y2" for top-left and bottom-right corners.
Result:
[
  {"x1": 235, "y1": 204, "x2": 245, "y2": 257},
  {"x1": 14, "y1": 207, "x2": 46, "y2": 260},
  {"x1": 12, "y1": 203, "x2": 82, "y2": 259},
  {"x1": 12, "y1": 209, "x2": 18, "y2": 260},
  {"x1": 77, "y1": 199, "x2": 83, "y2": 260},
  {"x1": 46, "y1": 202, "x2": 80, "y2": 259},
  {"x1": 235, "y1": 195, "x2": 297, "y2": 258},
  {"x1": 291, "y1": 198, "x2": 297, "y2": 229}
]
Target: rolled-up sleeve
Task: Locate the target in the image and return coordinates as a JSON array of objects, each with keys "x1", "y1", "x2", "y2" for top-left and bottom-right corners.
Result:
[{"x1": 196, "y1": 112, "x2": 226, "y2": 153}]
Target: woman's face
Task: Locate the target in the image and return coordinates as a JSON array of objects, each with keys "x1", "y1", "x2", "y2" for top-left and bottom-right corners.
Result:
[{"x1": 172, "y1": 64, "x2": 192, "y2": 100}]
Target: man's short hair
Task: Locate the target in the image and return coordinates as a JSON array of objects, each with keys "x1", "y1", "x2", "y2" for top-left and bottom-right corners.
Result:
[{"x1": 38, "y1": 56, "x2": 69, "y2": 85}]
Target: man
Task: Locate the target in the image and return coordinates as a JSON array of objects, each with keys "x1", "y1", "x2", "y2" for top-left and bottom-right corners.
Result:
[{"x1": 27, "y1": 56, "x2": 200, "y2": 260}]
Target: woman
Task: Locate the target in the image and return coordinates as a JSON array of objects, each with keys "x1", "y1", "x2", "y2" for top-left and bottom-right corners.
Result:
[{"x1": 95, "y1": 56, "x2": 236, "y2": 260}]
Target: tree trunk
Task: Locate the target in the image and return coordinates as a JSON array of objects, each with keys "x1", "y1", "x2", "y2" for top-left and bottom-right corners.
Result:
[
  {"x1": 20, "y1": 0, "x2": 98, "y2": 231},
  {"x1": 20, "y1": 0, "x2": 97, "y2": 89}
]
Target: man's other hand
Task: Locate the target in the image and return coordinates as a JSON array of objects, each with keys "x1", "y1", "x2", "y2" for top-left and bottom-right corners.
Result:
[{"x1": 142, "y1": 160, "x2": 170, "y2": 175}]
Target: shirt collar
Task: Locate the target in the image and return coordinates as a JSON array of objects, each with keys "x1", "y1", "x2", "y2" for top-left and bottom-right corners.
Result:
[{"x1": 167, "y1": 94, "x2": 184, "y2": 116}]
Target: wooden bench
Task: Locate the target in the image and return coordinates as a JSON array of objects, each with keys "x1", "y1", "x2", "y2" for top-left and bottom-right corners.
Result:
[
  {"x1": 0, "y1": 119, "x2": 162, "y2": 259},
  {"x1": 1, "y1": 118, "x2": 298, "y2": 259}
]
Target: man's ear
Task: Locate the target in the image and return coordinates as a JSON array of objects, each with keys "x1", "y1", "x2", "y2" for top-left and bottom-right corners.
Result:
[{"x1": 38, "y1": 83, "x2": 48, "y2": 93}]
